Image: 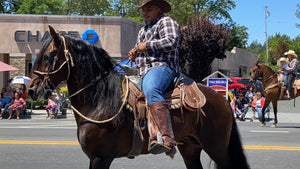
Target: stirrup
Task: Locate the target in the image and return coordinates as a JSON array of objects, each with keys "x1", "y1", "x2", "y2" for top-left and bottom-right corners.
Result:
[{"x1": 148, "y1": 140, "x2": 171, "y2": 154}]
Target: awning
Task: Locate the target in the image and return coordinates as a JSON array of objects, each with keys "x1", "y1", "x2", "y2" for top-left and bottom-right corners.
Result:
[{"x1": 0, "y1": 61, "x2": 19, "y2": 72}]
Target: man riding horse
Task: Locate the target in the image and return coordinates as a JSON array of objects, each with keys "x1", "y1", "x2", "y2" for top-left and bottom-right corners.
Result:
[
  {"x1": 128, "y1": 0, "x2": 180, "y2": 154},
  {"x1": 281, "y1": 50, "x2": 299, "y2": 99}
]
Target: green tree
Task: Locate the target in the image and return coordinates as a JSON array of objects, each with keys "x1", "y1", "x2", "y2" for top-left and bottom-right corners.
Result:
[
  {"x1": 105, "y1": 0, "x2": 143, "y2": 22},
  {"x1": 0, "y1": 0, "x2": 22, "y2": 13},
  {"x1": 0, "y1": 0, "x2": 4, "y2": 12},
  {"x1": 246, "y1": 40, "x2": 265, "y2": 55},
  {"x1": 16, "y1": 0, "x2": 64, "y2": 14},
  {"x1": 290, "y1": 36, "x2": 300, "y2": 56},
  {"x1": 227, "y1": 22, "x2": 248, "y2": 50},
  {"x1": 64, "y1": 0, "x2": 110, "y2": 16},
  {"x1": 168, "y1": 0, "x2": 236, "y2": 25}
]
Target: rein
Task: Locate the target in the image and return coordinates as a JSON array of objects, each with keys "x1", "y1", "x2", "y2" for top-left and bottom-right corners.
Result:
[
  {"x1": 262, "y1": 71, "x2": 279, "y2": 92},
  {"x1": 60, "y1": 76, "x2": 129, "y2": 124},
  {"x1": 35, "y1": 35, "x2": 130, "y2": 124}
]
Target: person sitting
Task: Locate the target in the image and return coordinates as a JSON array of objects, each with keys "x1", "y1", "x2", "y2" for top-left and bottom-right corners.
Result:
[
  {"x1": 45, "y1": 95, "x2": 58, "y2": 118},
  {"x1": 245, "y1": 87, "x2": 255, "y2": 103},
  {"x1": 1, "y1": 87, "x2": 7, "y2": 97},
  {"x1": 232, "y1": 87, "x2": 240, "y2": 96},
  {"x1": 234, "y1": 93, "x2": 249, "y2": 121},
  {"x1": 0, "y1": 93, "x2": 8, "y2": 117},
  {"x1": 7, "y1": 92, "x2": 26, "y2": 120},
  {"x1": 3, "y1": 86, "x2": 14, "y2": 100},
  {"x1": 19, "y1": 84, "x2": 28, "y2": 100},
  {"x1": 283, "y1": 50, "x2": 299, "y2": 99},
  {"x1": 230, "y1": 95, "x2": 236, "y2": 113},
  {"x1": 252, "y1": 92, "x2": 270, "y2": 121}
]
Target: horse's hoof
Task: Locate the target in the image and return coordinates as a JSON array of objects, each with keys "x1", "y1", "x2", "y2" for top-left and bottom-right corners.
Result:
[
  {"x1": 261, "y1": 123, "x2": 266, "y2": 127},
  {"x1": 271, "y1": 124, "x2": 277, "y2": 128}
]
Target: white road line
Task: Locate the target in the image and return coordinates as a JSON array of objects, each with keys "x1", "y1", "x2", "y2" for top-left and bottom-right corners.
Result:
[{"x1": 250, "y1": 130, "x2": 289, "y2": 133}]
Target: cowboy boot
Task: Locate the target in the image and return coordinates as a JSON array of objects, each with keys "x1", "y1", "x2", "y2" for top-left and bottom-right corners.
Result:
[{"x1": 148, "y1": 101, "x2": 176, "y2": 155}]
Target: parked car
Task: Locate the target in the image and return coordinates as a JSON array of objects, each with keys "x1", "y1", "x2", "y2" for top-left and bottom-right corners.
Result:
[{"x1": 228, "y1": 77, "x2": 255, "y2": 95}]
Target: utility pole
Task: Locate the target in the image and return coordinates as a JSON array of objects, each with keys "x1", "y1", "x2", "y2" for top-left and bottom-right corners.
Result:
[{"x1": 265, "y1": 6, "x2": 269, "y2": 65}]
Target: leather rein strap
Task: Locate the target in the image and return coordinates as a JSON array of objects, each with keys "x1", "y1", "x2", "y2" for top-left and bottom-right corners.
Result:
[{"x1": 34, "y1": 35, "x2": 129, "y2": 124}]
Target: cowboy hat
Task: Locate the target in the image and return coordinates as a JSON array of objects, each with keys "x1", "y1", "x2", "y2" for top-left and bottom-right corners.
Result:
[
  {"x1": 284, "y1": 50, "x2": 298, "y2": 58},
  {"x1": 134, "y1": 0, "x2": 171, "y2": 13},
  {"x1": 279, "y1": 57, "x2": 289, "y2": 64}
]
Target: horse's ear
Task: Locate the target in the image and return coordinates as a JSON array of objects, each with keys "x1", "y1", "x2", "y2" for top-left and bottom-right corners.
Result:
[{"x1": 48, "y1": 25, "x2": 60, "y2": 44}]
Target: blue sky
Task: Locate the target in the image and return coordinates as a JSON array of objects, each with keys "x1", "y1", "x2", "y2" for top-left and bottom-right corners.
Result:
[{"x1": 229, "y1": 0, "x2": 300, "y2": 46}]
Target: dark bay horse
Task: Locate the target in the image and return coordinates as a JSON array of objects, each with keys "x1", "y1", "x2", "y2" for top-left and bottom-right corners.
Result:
[
  {"x1": 250, "y1": 62, "x2": 300, "y2": 127},
  {"x1": 28, "y1": 26, "x2": 249, "y2": 169}
]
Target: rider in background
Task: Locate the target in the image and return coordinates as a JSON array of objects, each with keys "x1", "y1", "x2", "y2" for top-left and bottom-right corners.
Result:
[
  {"x1": 278, "y1": 57, "x2": 289, "y2": 97},
  {"x1": 283, "y1": 50, "x2": 299, "y2": 99},
  {"x1": 128, "y1": 0, "x2": 180, "y2": 155}
]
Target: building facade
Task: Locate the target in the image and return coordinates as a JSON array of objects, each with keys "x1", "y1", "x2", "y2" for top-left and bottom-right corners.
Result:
[
  {"x1": 212, "y1": 47, "x2": 258, "y2": 77},
  {"x1": 0, "y1": 14, "x2": 143, "y2": 90}
]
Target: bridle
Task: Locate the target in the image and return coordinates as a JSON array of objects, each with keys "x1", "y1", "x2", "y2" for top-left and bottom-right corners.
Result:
[
  {"x1": 33, "y1": 36, "x2": 74, "y2": 90},
  {"x1": 252, "y1": 66, "x2": 261, "y2": 81},
  {"x1": 32, "y1": 35, "x2": 129, "y2": 124}
]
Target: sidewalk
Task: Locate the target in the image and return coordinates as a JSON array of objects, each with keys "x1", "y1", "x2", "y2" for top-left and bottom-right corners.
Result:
[
  {"x1": 25, "y1": 109, "x2": 75, "y2": 120},
  {"x1": 26, "y1": 108, "x2": 300, "y2": 124},
  {"x1": 244, "y1": 109, "x2": 300, "y2": 124}
]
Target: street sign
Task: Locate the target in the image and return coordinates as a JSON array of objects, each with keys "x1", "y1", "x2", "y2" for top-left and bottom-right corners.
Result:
[{"x1": 207, "y1": 78, "x2": 228, "y2": 99}]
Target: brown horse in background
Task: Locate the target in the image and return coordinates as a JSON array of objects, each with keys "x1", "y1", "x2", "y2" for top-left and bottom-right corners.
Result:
[
  {"x1": 250, "y1": 62, "x2": 300, "y2": 127},
  {"x1": 28, "y1": 26, "x2": 249, "y2": 169}
]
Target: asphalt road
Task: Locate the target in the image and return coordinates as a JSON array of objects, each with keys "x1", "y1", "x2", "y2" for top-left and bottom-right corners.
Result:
[{"x1": 0, "y1": 118, "x2": 300, "y2": 169}]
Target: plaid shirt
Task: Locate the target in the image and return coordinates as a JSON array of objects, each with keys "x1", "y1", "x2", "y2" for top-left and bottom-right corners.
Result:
[
  {"x1": 134, "y1": 15, "x2": 180, "y2": 77},
  {"x1": 285, "y1": 58, "x2": 299, "y2": 74}
]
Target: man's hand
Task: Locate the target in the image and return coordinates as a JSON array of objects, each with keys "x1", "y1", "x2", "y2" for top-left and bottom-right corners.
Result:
[
  {"x1": 128, "y1": 48, "x2": 136, "y2": 61},
  {"x1": 136, "y1": 42, "x2": 146, "y2": 53}
]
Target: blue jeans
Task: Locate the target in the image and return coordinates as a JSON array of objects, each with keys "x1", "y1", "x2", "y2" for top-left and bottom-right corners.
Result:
[
  {"x1": 235, "y1": 107, "x2": 248, "y2": 118},
  {"x1": 283, "y1": 73, "x2": 288, "y2": 86},
  {"x1": 142, "y1": 66, "x2": 176, "y2": 105},
  {"x1": 256, "y1": 106, "x2": 270, "y2": 116}
]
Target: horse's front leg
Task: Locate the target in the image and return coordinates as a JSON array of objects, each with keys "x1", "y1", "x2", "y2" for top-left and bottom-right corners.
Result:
[
  {"x1": 89, "y1": 157, "x2": 113, "y2": 169},
  {"x1": 271, "y1": 101, "x2": 278, "y2": 127},
  {"x1": 261, "y1": 100, "x2": 271, "y2": 127}
]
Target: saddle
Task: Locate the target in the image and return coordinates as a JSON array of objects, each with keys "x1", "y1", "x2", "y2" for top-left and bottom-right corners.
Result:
[
  {"x1": 277, "y1": 74, "x2": 300, "y2": 98},
  {"x1": 125, "y1": 75, "x2": 206, "y2": 157}
]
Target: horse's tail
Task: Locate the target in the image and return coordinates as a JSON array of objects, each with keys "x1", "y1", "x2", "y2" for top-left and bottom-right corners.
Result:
[{"x1": 227, "y1": 118, "x2": 250, "y2": 169}]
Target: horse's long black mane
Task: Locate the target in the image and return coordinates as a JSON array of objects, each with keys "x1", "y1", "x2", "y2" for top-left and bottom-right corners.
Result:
[
  {"x1": 64, "y1": 35, "x2": 126, "y2": 121},
  {"x1": 38, "y1": 34, "x2": 127, "y2": 123}
]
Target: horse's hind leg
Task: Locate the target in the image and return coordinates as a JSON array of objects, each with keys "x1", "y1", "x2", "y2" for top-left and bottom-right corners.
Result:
[
  {"x1": 177, "y1": 138, "x2": 203, "y2": 169},
  {"x1": 89, "y1": 157, "x2": 112, "y2": 169}
]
